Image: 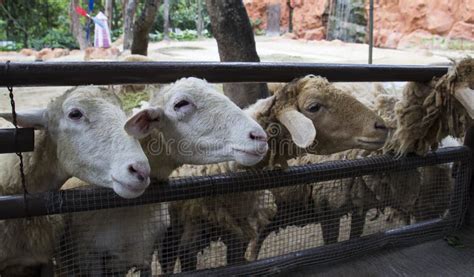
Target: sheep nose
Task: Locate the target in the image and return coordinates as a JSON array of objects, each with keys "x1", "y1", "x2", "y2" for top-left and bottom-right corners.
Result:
[
  {"x1": 128, "y1": 162, "x2": 150, "y2": 182},
  {"x1": 249, "y1": 129, "x2": 267, "y2": 142},
  {"x1": 374, "y1": 121, "x2": 387, "y2": 130}
]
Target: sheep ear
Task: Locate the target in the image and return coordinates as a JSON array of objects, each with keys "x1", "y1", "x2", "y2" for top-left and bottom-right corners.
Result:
[
  {"x1": 277, "y1": 109, "x2": 316, "y2": 148},
  {"x1": 0, "y1": 109, "x2": 47, "y2": 129},
  {"x1": 454, "y1": 84, "x2": 474, "y2": 119},
  {"x1": 125, "y1": 107, "x2": 164, "y2": 139},
  {"x1": 259, "y1": 95, "x2": 276, "y2": 113}
]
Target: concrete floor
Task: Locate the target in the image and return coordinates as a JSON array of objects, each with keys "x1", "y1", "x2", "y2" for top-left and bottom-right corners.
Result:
[{"x1": 281, "y1": 208, "x2": 474, "y2": 277}]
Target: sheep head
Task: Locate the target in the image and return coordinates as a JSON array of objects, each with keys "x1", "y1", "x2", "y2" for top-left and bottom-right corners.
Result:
[
  {"x1": 0, "y1": 86, "x2": 153, "y2": 199},
  {"x1": 139, "y1": 77, "x2": 269, "y2": 173},
  {"x1": 253, "y1": 75, "x2": 388, "y2": 168}
]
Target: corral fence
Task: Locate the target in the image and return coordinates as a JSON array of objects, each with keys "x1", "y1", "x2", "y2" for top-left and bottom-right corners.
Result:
[{"x1": 0, "y1": 62, "x2": 473, "y2": 276}]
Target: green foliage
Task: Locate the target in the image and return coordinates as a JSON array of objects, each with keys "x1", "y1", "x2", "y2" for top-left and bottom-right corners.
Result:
[
  {"x1": 444, "y1": 235, "x2": 465, "y2": 248},
  {"x1": 120, "y1": 91, "x2": 150, "y2": 113},
  {"x1": 0, "y1": 0, "x2": 218, "y2": 51},
  {"x1": 169, "y1": 29, "x2": 209, "y2": 40},
  {"x1": 111, "y1": 28, "x2": 123, "y2": 43},
  {"x1": 0, "y1": 42, "x2": 22, "y2": 51},
  {"x1": 30, "y1": 15, "x2": 78, "y2": 49},
  {"x1": 153, "y1": 0, "x2": 212, "y2": 35},
  {"x1": 149, "y1": 31, "x2": 164, "y2": 42},
  {"x1": 0, "y1": 0, "x2": 77, "y2": 49},
  {"x1": 250, "y1": 18, "x2": 265, "y2": 36},
  {"x1": 250, "y1": 18, "x2": 262, "y2": 29},
  {"x1": 420, "y1": 37, "x2": 474, "y2": 51}
]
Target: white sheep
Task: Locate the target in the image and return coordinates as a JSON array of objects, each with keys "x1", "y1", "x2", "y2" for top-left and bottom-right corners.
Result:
[
  {"x1": 0, "y1": 86, "x2": 152, "y2": 276},
  {"x1": 165, "y1": 75, "x2": 389, "y2": 272},
  {"x1": 58, "y1": 77, "x2": 269, "y2": 275}
]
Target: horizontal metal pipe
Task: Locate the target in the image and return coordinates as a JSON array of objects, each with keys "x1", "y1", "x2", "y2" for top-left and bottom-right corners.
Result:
[
  {"x1": 0, "y1": 62, "x2": 449, "y2": 86},
  {"x1": 0, "y1": 128, "x2": 34, "y2": 153},
  {"x1": 0, "y1": 147, "x2": 470, "y2": 220}
]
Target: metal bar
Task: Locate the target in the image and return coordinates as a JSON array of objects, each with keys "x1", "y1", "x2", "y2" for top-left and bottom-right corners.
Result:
[
  {"x1": 368, "y1": 0, "x2": 374, "y2": 64},
  {"x1": 0, "y1": 147, "x2": 470, "y2": 220},
  {"x1": 178, "y1": 218, "x2": 451, "y2": 276},
  {"x1": 463, "y1": 126, "x2": 474, "y2": 226},
  {"x1": 0, "y1": 128, "x2": 34, "y2": 153},
  {"x1": 0, "y1": 62, "x2": 449, "y2": 87}
]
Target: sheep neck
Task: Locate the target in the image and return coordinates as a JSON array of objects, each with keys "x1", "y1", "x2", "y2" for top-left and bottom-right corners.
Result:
[
  {"x1": 254, "y1": 115, "x2": 310, "y2": 169},
  {"x1": 0, "y1": 130, "x2": 66, "y2": 195},
  {"x1": 141, "y1": 131, "x2": 180, "y2": 181}
]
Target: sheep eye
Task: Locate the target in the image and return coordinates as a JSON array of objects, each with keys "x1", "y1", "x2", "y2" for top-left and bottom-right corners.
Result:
[
  {"x1": 68, "y1": 109, "x2": 83, "y2": 120},
  {"x1": 174, "y1": 100, "x2": 190, "y2": 111},
  {"x1": 307, "y1": 103, "x2": 322, "y2": 113}
]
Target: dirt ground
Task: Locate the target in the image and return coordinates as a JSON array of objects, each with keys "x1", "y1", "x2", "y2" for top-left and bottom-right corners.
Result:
[
  {"x1": 141, "y1": 207, "x2": 406, "y2": 275},
  {"x1": 1, "y1": 36, "x2": 473, "y2": 113}
]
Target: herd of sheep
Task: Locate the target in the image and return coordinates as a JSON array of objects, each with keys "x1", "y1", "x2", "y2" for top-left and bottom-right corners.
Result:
[{"x1": 0, "y1": 57, "x2": 472, "y2": 276}]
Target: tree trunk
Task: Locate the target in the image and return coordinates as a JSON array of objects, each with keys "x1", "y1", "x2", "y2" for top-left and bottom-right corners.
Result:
[
  {"x1": 69, "y1": 0, "x2": 87, "y2": 50},
  {"x1": 122, "y1": 0, "x2": 128, "y2": 21},
  {"x1": 205, "y1": 0, "x2": 268, "y2": 108},
  {"x1": 23, "y1": 32, "x2": 28, "y2": 49},
  {"x1": 196, "y1": 0, "x2": 203, "y2": 37},
  {"x1": 131, "y1": 0, "x2": 160, "y2": 55},
  {"x1": 123, "y1": 0, "x2": 137, "y2": 50},
  {"x1": 163, "y1": 0, "x2": 170, "y2": 40},
  {"x1": 105, "y1": 0, "x2": 113, "y2": 30}
]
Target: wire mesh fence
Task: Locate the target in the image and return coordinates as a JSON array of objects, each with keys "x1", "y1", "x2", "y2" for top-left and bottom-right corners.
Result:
[
  {"x1": 13, "y1": 146, "x2": 466, "y2": 276},
  {"x1": 1, "y1": 61, "x2": 472, "y2": 277}
]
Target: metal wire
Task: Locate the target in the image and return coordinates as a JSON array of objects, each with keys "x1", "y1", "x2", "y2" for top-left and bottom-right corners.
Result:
[
  {"x1": 5, "y1": 60, "x2": 29, "y2": 216},
  {"x1": 49, "y1": 149, "x2": 471, "y2": 276}
]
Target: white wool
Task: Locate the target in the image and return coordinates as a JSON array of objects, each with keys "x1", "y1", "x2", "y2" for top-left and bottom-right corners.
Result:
[
  {"x1": 132, "y1": 100, "x2": 151, "y2": 115},
  {"x1": 62, "y1": 78, "x2": 268, "y2": 274},
  {"x1": 0, "y1": 86, "x2": 150, "y2": 275},
  {"x1": 440, "y1": 136, "x2": 462, "y2": 148}
]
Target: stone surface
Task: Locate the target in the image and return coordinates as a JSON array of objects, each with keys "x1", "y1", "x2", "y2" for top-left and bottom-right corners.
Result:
[
  {"x1": 35, "y1": 48, "x2": 52, "y2": 60},
  {"x1": 397, "y1": 29, "x2": 438, "y2": 49},
  {"x1": 83, "y1": 47, "x2": 120, "y2": 61},
  {"x1": 303, "y1": 27, "x2": 326, "y2": 40},
  {"x1": 19, "y1": 49, "x2": 36, "y2": 56},
  {"x1": 244, "y1": 0, "x2": 474, "y2": 48},
  {"x1": 448, "y1": 21, "x2": 474, "y2": 40}
]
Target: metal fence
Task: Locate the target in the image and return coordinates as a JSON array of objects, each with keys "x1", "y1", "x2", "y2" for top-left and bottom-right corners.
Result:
[{"x1": 0, "y1": 61, "x2": 472, "y2": 276}]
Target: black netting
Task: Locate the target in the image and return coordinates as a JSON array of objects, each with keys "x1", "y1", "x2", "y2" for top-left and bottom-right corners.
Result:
[{"x1": 23, "y1": 147, "x2": 474, "y2": 275}]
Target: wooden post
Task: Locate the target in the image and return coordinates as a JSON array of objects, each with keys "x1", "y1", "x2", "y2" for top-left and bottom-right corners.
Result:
[
  {"x1": 163, "y1": 0, "x2": 170, "y2": 40},
  {"x1": 266, "y1": 3, "x2": 280, "y2": 37},
  {"x1": 123, "y1": 0, "x2": 136, "y2": 50},
  {"x1": 368, "y1": 0, "x2": 374, "y2": 64},
  {"x1": 105, "y1": 0, "x2": 114, "y2": 30},
  {"x1": 196, "y1": 0, "x2": 204, "y2": 37},
  {"x1": 288, "y1": 0, "x2": 293, "y2": 33}
]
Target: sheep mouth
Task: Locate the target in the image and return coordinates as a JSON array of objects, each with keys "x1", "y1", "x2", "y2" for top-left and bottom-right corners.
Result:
[
  {"x1": 112, "y1": 176, "x2": 149, "y2": 194},
  {"x1": 233, "y1": 148, "x2": 267, "y2": 158},
  {"x1": 357, "y1": 139, "x2": 386, "y2": 146}
]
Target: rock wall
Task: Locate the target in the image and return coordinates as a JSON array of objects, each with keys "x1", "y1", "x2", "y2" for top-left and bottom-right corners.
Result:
[
  {"x1": 244, "y1": 0, "x2": 474, "y2": 48},
  {"x1": 371, "y1": 0, "x2": 474, "y2": 48},
  {"x1": 244, "y1": 0, "x2": 330, "y2": 40}
]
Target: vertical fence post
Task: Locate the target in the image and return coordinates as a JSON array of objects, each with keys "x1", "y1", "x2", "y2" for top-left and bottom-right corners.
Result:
[
  {"x1": 368, "y1": 0, "x2": 374, "y2": 64},
  {"x1": 464, "y1": 125, "x2": 474, "y2": 226}
]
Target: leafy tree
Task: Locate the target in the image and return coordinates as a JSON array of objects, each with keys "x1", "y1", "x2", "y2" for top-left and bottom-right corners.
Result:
[
  {"x1": 154, "y1": 0, "x2": 211, "y2": 34},
  {"x1": 0, "y1": 0, "x2": 78, "y2": 49}
]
